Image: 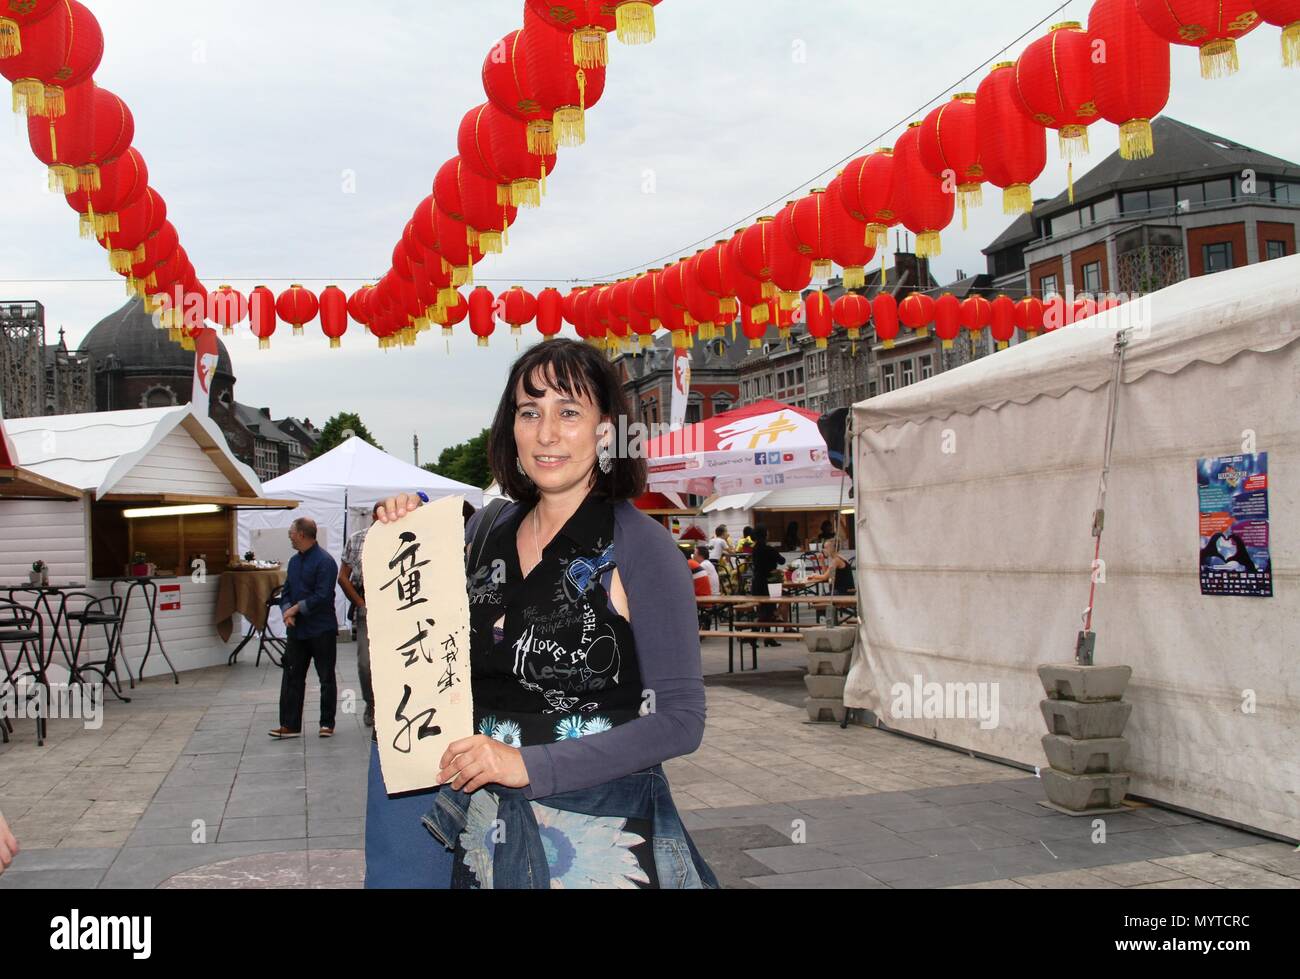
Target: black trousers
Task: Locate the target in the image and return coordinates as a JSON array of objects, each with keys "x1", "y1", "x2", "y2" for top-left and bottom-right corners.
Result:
[{"x1": 280, "y1": 632, "x2": 338, "y2": 731}]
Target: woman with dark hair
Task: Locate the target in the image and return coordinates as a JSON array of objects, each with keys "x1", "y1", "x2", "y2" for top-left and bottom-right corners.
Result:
[
  {"x1": 369, "y1": 339, "x2": 715, "y2": 889},
  {"x1": 781, "y1": 521, "x2": 801, "y2": 551}
]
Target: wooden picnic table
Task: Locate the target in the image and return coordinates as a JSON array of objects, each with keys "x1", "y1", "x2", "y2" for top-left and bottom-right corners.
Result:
[{"x1": 695, "y1": 595, "x2": 858, "y2": 672}]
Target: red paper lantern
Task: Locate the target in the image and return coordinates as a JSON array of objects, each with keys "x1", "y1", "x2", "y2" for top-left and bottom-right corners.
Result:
[
  {"x1": 276, "y1": 285, "x2": 319, "y2": 336},
  {"x1": 536, "y1": 286, "x2": 564, "y2": 340},
  {"x1": 207, "y1": 285, "x2": 247, "y2": 336},
  {"x1": 770, "y1": 206, "x2": 815, "y2": 310},
  {"x1": 2, "y1": 0, "x2": 101, "y2": 117},
  {"x1": 837, "y1": 149, "x2": 900, "y2": 252},
  {"x1": 961, "y1": 296, "x2": 993, "y2": 351},
  {"x1": 317, "y1": 285, "x2": 348, "y2": 349},
  {"x1": 1134, "y1": 0, "x2": 1262, "y2": 77},
  {"x1": 99, "y1": 185, "x2": 164, "y2": 273},
  {"x1": 989, "y1": 295, "x2": 1018, "y2": 349},
  {"x1": 525, "y1": 0, "x2": 613, "y2": 69},
  {"x1": 933, "y1": 293, "x2": 961, "y2": 349},
  {"x1": 460, "y1": 102, "x2": 557, "y2": 208},
  {"x1": 434, "y1": 207, "x2": 485, "y2": 287},
  {"x1": 26, "y1": 77, "x2": 93, "y2": 192},
  {"x1": 1090, "y1": 0, "x2": 1171, "y2": 160},
  {"x1": 348, "y1": 285, "x2": 373, "y2": 329},
  {"x1": 740, "y1": 301, "x2": 768, "y2": 349},
  {"x1": 919, "y1": 93, "x2": 985, "y2": 228},
  {"x1": 129, "y1": 221, "x2": 179, "y2": 295},
  {"x1": 1255, "y1": 1, "x2": 1300, "y2": 66},
  {"x1": 1015, "y1": 22, "x2": 1098, "y2": 162},
  {"x1": 873, "y1": 293, "x2": 901, "y2": 348},
  {"x1": 826, "y1": 173, "x2": 876, "y2": 289},
  {"x1": 780, "y1": 189, "x2": 837, "y2": 283},
  {"x1": 67, "y1": 145, "x2": 146, "y2": 240},
  {"x1": 0, "y1": 0, "x2": 60, "y2": 60},
  {"x1": 893, "y1": 122, "x2": 953, "y2": 259},
  {"x1": 683, "y1": 257, "x2": 722, "y2": 343},
  {"x1": 738, "y1": 217, "x2": 779, "y2": 301},
  {"x1": 976, "y1": 62, "x2": 1048, "y2": 215},
  {"x1": 249, "y1": 285, "x2": 277, "y2": 350},
  {"x1": 695, "y1": 240, "x2": 739, "y2": 323},
  {"x1": 629, "y1": 273, "x2": 660, "y2": 339},
  {"x1": 445, "y1": 157, "x2": 518, "y2": 255},
  {"x1": 657, "y1": 261, "x2": 693, "y2": 347},
  {"x1": 79, "y1": 85, "x2": 133, "y2": 188},
  {"x1": 468, "y1": 286, "x2": 496, "y2": 347},
  {"x1": 833, "y1": 293, "x2": 871, "y2": 342},
  {"x1": 500, "y1": 285, "x2": 538, "y2": 337},
  {"x1": 804, "y1": 291, "x2": 833, "y2": 348},
  {"x1": 483, "y1": 29, "x2": 556, "y2": 156},
  {"x1": 1014, "y1": 295, "x2": 1045, "y2": 337},
  {"x1": 626, "y1": 277, "x2": 655, "y2": 345},
  {"x1": 521, "y1": 4, "x2": 608, "y2": 148},
  {"x1": 899, "y1": 292, "x2": 935, "y2": 339}
]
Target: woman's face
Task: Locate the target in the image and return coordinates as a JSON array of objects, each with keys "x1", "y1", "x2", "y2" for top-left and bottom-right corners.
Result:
[{"x1": 513, "y1": 370, "x2": 606, "y2": 497}]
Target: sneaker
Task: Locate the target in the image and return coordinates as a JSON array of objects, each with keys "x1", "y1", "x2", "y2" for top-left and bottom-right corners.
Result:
[
  {"x1": 319, "y1": 727, "x2": 335, "y2": 738},
  {"x1": 363, "y1": 705, "x2": 374, "y2": 728},
  {"x1": 268, "y1": 727, "x2": 301, "y2": 739}
]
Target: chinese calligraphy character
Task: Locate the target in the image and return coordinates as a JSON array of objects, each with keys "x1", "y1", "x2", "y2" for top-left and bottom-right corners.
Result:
[
  {"x1": 396, "y1": 618, "x2": 438, "y2": 667},
  {"x1": 392, "y1": 683, "x2": 440, "y2": 754},
  {"x1": 438, "y1": 633, "x2": 460, "y2": 694},
  {"x1": 381, "y1": 531, "x2": 430, "y2": 611}
]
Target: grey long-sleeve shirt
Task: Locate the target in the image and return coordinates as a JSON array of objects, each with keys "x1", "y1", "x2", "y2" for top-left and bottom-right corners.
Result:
[{"x1": 465, "y1": 499, "x2": 707, "y2": 799}]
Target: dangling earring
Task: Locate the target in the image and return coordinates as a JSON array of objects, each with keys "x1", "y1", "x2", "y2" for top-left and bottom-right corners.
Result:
[
  {"x1": 598, "y1": 443, "x2": 613, "y2": 475},
  {"x1": 516, "y1": 458, "x2": 529, "y2": 478}
]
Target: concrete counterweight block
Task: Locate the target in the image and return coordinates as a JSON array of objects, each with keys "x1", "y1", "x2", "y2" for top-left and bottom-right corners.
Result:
[
  {"x1": 802, "y1": 626, "x2": 856, "y2": 653},
  {"x1": 805, "y1": 651, "x2": 852, "y2": 677},
  {"x1": 1040, "y1": 699, "x2": 1132, "y2": 740},
  {"x1": 805, "y1": 697, "x2": 847, "y2": 724},
  {"x1": 804, "y1": 674, "x2": 846, "y2": 701},
  {"x1": 1041, "y1": 734, "x2": 1130, "y2": 775},
  {"x1": 1041, "y1": 769, "x2": 1131, "y2": 814},
  {"x1": 1038, "y1": 664, "x2": 1133, "y2": 703}
]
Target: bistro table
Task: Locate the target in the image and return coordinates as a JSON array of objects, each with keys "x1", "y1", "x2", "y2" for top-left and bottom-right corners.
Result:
[
  {"x1": 696, "y1": 595, "x2": 859, "y2": 672},
  {"x1": 109, "y1": 576, "x2": 180, "y2": 686},
  {"x1": 215, "y1": 567, "x2": 287, "y2": 664},
  {"x1": 1, "y1": 582, "x2": 88, "y2": 678}
]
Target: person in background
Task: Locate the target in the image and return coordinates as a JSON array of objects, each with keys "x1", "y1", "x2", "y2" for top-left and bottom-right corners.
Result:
[
  {"x1": 339, "y1": 502, "x2": 384, "y2": 729},
  {"x1": 738, "y1": 526, "x2": 756, "y2": 553},
  {"x1": 269, "y1": 517, "x2": 340, "y2": 739},
  {"x1": 819, "y1": 520, "x2": 836, "y2": 542},
  {"x1": 707, "y1": 526, "x2": 729, "y2": 563},
  {"x1": 781, "y1": 521, "x2": 801, "y2": 552},
  {"x1": 0, "y1": 810, "x2": 17, "y2": 874},
  {"x1": 750, "y1": 526, "x2": 787, "y2": 647},
  {"x1": 823, "y1": 537, "x2": 856, "y2": 596},
  {"x1": 693, "y1": 545, "x2": 720, "y2": 596}
]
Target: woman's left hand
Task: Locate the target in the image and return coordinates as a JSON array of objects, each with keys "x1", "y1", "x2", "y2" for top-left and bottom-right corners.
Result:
[{"x1": 438, "y1": 736, "x2": 529, "y2": 793}]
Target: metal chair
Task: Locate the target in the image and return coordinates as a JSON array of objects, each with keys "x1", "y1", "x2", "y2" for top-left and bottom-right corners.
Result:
[
  {"x1": 63, "y1": 592, "x2": 130, "y2": 705},
  {"x1": 0, "y1": 597, "x2": 49, "y2": 745}
]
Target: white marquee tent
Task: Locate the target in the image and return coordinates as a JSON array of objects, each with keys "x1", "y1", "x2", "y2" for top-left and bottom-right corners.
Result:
[
  {"x1": 238, "y1": 436, "x2": 484, "y2": 627},
  {"x1": 844, "y1": 255, "x2": 1299, "y2": 839}
]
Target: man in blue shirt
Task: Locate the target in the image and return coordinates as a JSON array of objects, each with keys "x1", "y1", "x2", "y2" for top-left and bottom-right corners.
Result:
[{"x1": 269, "y1": 517, "x2": 341, "y2": 738}]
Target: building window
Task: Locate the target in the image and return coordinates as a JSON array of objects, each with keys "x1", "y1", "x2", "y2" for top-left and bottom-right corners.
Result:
[
  {"x1": 1265, "y1": 240, "x2": 1287, "y2": 261},
  {"x1": 881, "y1": 364, "x2": 897, "y2": 393},
  {"x1": 1202, "y1": 241, "x2": 1233, "y2": 274},
  {"x1": 1121, "y1": 190, "x2": 1148, "y2": 214},
  {"x1": 919, "y1": 354, "x2": 934, "y2": 380},
  {"x1": 1272, "y1": 180, "x2": 1295, "y2": 204},
  {"x1": 868, "y1": 380, "x2": 878, "y2": 399},
  {"x1": 1091, "y1": 196, "x2": 1118, "y2": 223},
  {"x1": 901, "y1": 360, "x2": 916, "y2": 387},
  {"x1": 1039, "y1": 274, "x2": 1060, "y2": 299},
  {"x1": 796, "y1": 367, "x2": 804, "y2": 384},
  {"x1": 1081, "y1": 261, "x2": 1102, "y2": 293},
  {"x1": 141, "y1": 385, "x2": 177, "y2": 409},
  {"x1": 1203, "y1": 178, "x2": 1233, "y2": 204}
]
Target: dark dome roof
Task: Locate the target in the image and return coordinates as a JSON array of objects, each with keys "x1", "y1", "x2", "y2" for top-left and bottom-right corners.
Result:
[{"x1": 78, "y1": 298, "x2": 234, "y2": 377}]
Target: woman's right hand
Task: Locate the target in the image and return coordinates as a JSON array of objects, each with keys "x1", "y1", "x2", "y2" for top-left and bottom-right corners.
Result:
[{"x1": 375, "y1": 493, "x2": 424, "y2": 525}]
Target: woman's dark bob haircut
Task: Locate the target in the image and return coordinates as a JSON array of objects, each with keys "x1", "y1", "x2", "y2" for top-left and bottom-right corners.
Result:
[{"x1": 488, "y1": 339, "x2": 647, "y2": 505}]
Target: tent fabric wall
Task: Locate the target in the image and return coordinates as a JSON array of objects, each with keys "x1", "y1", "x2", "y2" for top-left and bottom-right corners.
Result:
[
  {"x1": 238, "y1": 437, "x2": 484, "y2": 629},
  {"x1": 844, "y1": 256, "x2": 1300, "y2": 840}
]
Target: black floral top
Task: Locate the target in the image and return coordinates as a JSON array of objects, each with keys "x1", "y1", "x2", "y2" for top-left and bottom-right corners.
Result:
[{"x1": 467, "y1": 492, "x2": 645, "y2": 748}]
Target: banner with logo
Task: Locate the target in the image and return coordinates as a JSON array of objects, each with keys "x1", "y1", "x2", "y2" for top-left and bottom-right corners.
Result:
[
  {"x1": 669, "y1": 348, "x2": 691, "y2": 431},
  {"x1": 1197, "y1": 453, "x2": 1272, "y2": 598},
  {"x1": 191, "y1": 328, "x2": 220, "y2": 415}
]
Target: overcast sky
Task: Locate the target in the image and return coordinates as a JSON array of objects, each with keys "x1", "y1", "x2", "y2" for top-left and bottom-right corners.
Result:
[{"x1": 2, "y1": 0, "x2": 1295, "y2": 464}]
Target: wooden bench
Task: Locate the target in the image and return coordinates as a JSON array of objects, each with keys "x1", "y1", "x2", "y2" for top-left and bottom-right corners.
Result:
[{"x1": 699, "y1": 628, "x2": 804, "y2": 672}]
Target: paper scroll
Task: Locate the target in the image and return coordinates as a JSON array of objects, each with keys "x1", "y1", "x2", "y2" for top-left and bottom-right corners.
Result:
[{"x1": 361, "y1": 495, "x2": 473, "y2": 794}]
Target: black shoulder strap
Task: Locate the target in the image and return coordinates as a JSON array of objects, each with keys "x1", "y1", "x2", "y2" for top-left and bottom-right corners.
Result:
[{"x1": 466, "y1": 498, "x2": 510, "y2": 576}]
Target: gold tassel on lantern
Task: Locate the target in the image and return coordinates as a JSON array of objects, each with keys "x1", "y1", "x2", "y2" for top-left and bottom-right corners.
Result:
[
  {"x1": 438, "y1": 287, "x2": 459, "y2": 309},
  {"x1": 554, "y1": 70, "x2": 587, "y2": 147},
  {"x1": 1058, "y1": 125, "x2": 1090, "y2": 162},
  {"x1": 573, "y1": 28, "x2": 608, "y2": 69},
  {"x1": 750, "y1": 303, "x2": 768, "y2": 326},
  {"x1": 42, "y1": 84, "x2": 65, "y2": 118},
  {"x1": 11, "y1": 78, "x2": 45, "y2": 116},
  {"x1": 0, "y1": 18, "x2": 22, "y2": 59},
  {"x1": 496, "y1": 183, "x2": 512, "y2": 207},
  {"x1": 75, "y1": 165, "x2": 101, "y2": 192},
  {"x1": 842, "y1": 266, "x2": 865, "y2": 290},
  {"x1": 1283, "y1": 22, "x2": 1300, "y2": 67},
  {"x1": 1003, "y1": 184, "x2": 1034, "y2": 215},
  {"x1": 1118, "y1": 119, "x2": 1154, "y2": 161},
  {"x1": 1199, "y1": 38, "x2": 1240, "y2": 78},
  {"x1": 293, "y1": 324, "x2": 304, "y2": 337},
  {"x1": 615, "y1": 1, "x2": 656, "y2": 45},
  {"x1": 527, "y1": 120, "x2": 557, "y2": 157},
  {"x1": 466, "y1": 226, "x2": 480, "y2": 249},
  {"x1": 812, "y1": 259, "x2": 833, "y2": 281},
  {"x1": 48, "y1": 165, "x2": 77, "y2": 194},
  {"x1": 511, "y1": 177, "x2": 541, "y2": 208},
  {"x1": 779, "y1": 291, "x2": 799, "y2": 311},
  {"x1": 865, "y1": 224, "x2": 889, "y2": 251},
  {"x1": 478, "y1": 231, "x2": 503, "y2": 254},
  {"x1": 452, "y1": 265, "x2": 473, "y2": 287},
  {"x1": 915, "y1": 231, "x2": 942, "y2": 258}
]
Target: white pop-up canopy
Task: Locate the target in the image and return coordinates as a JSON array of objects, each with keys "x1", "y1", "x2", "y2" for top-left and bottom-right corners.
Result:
[
  {"x1": 239, "y1": 435, "x2": 484, "y2": 627},
  {"x1": 844, "y1": 254, "x2": 1300, "y2": 839}
]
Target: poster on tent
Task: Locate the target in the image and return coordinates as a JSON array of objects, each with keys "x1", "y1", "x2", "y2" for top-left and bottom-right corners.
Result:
[
  {"x1": 362, "y1": 495, "x2": 474, "y2": 793},
  {"x1": 1197, "y1": 453, "x2": 1272, "y2": 598}
]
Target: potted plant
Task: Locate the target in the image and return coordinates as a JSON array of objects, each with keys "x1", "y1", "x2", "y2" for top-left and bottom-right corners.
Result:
[
  {"x1": 767, "y1": 570, "x2": 784, "y2": 598},
  {"x1": 30, "y1": 560, "x2": 48, "y2": 586},
  {"x1": 130, "y1": 551, "x2": 152, "y2": 577},
  {"x1": 244, "y1": 551, "x2": 256, "y2": 562}
]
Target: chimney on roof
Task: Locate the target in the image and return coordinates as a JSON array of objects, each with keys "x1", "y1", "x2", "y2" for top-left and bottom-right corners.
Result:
[{"x1": 260, "y1": 407, "x2": 271, "y2": 418}]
